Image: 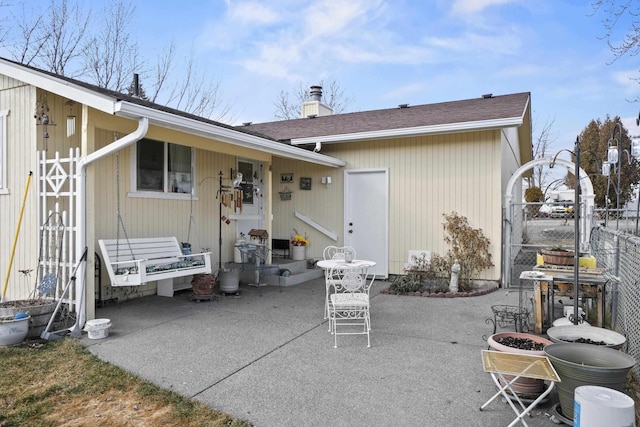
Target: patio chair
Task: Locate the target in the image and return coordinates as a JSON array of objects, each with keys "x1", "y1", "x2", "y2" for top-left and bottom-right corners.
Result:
[
  {"x1": 327, "y1": 264, "x2": 374, "y2": 348},
  {"x1": 322, "y1": 245, "x2": 357, "y2": 322},
  {"x1": 323, "y1": 245, "x2": 356, "y2": 261}
]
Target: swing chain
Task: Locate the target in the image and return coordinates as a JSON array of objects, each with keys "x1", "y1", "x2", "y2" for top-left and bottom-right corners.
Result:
[{"x1": 115, "y1": 152, "x2": 136, "y2": 262}]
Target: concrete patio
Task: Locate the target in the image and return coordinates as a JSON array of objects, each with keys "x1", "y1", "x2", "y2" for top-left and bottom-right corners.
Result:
[{"x1": 84, "y1": 277, "x2": 562, "y2": 426}]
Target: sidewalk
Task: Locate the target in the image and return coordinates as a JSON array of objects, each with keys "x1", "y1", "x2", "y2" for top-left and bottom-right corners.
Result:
[{"x1": 84, "y1": 278, "x2": 561, "y2": 426}]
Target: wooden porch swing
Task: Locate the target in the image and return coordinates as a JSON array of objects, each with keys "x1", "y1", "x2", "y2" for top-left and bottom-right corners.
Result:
[{"x1": 98, "y1": 153, "x2": 211, "y2": 295}]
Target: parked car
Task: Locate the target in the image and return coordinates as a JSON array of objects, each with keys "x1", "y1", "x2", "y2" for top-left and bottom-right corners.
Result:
[{"x1": 549, "y1": 201, "x2": 573, "y2": 218}]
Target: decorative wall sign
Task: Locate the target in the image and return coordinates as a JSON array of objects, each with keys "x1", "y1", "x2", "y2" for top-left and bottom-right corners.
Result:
[
  {"x1": 281, "y1": 173, "x2": 293, "y2": 183},
  {"x1": 300, "y1": 177, "x2": 312, "y2": 190}
]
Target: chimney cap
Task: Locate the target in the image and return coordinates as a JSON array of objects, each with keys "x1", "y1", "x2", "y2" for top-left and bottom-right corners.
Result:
[{"x1": 309, "y1": 85, "x2": 323, "y2": 102}]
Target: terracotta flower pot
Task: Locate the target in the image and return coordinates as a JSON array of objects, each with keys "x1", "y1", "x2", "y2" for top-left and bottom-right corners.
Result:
[{"x1": 487, "y1": 332, "x2": 553, "y2": 396}]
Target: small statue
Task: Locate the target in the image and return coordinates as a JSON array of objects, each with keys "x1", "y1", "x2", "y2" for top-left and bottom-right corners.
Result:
[{"x1": 449, "y1": 259, "x2": 460, "y2": 293}]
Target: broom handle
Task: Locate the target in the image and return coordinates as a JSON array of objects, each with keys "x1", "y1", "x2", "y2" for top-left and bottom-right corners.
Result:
[{"x1": 1, "y1": 171, "x2": 33, "y2": 302}]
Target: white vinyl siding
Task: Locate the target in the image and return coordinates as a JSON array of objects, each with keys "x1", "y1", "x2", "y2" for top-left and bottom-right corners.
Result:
[
  {"x1": 0, "y1": 110, "x2": 8, "y2": 194},
  {"x1": 271, "y1": 130, "x2": 504, "y2": 279}
]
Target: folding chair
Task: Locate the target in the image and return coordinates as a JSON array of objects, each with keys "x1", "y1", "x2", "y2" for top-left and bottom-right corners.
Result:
[{"x1": 479, "y1": 350, "x2": 560, "y2": 427}]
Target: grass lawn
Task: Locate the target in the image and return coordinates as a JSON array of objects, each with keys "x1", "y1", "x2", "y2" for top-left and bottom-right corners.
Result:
[{"x1": 0, "y1": 338, "x2": 250, "y2": 426}]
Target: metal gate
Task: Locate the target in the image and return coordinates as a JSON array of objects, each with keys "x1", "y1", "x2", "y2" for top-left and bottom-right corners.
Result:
[{"x1": 506, "y1": 201, "x2": 584, "y2": 288}]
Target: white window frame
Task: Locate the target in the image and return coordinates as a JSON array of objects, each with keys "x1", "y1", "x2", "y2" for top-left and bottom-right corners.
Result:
[
  {"x1": 0, "y1": 110, "x2": 9, "y2": 195},
  {"x1": 129, "y1": 138, "x2": 197, "y2": 200}
]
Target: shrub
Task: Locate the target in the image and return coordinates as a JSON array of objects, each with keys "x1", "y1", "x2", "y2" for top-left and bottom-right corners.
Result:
[{"x1": 440, "y1": 212, "x2": 493, "y2": 292}]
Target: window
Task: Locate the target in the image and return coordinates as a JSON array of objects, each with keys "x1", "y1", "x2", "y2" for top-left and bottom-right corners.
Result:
[
  {"x1": 133, "y1": 138, "x2": 194, "y2": 196},
  {"x1": 238, "y1": 159, "x2": 255, "y2": 204},
  {"x1": 0, "y1": 110, "x2": 8, "y2": 195}
]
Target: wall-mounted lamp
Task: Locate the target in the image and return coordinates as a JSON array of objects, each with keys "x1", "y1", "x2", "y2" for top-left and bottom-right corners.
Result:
[{"x1": 321, "y1": 176, "x2": 332, "y2": 187}]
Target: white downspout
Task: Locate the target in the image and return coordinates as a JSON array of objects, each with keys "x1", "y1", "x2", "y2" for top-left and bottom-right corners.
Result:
[{"x1": 74, "y1": 117, "x2": 148, "y2": 330}]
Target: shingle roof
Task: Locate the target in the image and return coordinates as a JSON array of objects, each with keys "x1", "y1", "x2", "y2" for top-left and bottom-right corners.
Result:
[{"x1": 238, "y1": 92, "x2": 530, "y2": 142}]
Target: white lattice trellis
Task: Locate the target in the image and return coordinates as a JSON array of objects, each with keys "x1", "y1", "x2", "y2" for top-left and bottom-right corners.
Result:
[{"x1": 37, "y1": 148, "x2": 80, "y2": 311}]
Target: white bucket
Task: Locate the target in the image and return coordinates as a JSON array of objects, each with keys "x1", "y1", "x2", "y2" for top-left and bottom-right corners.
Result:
[
  {"x1": 574, "y1": 385, "x2": 635, "y2": 426},
  {"x1": 84, "y1": 318, "x2": 112, "y2": 339}
]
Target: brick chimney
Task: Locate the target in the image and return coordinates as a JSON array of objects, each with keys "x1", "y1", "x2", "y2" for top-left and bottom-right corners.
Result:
[{"x1": 301, "y1": 85, "x2": 333, "y2": 118}]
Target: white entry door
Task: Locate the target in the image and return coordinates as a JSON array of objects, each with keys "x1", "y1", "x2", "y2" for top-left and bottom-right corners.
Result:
[{"x1": 344, "y1": 169, "x2": 388, "y2": 278}]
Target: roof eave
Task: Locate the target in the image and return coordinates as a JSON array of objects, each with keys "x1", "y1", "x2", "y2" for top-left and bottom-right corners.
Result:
[
  {"x1": 0, "y1": 58, "x2": 117, "y2": 112},
  {"x1": 115, "y1": 102, "x2": 347, "y2": 168},
  {"x1": 290, "y1": 117, "x2": 525, "y2": 145}
]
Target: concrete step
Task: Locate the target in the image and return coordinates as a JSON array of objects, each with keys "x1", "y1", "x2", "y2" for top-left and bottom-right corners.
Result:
[{"x1": 232, "y1": 259, "x2": 324, "y2": 288}]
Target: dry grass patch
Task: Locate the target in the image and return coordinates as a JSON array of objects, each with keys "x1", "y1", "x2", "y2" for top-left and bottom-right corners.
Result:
[{"x1": 0, "y1": 339, "x2": 250, "y2": 427}]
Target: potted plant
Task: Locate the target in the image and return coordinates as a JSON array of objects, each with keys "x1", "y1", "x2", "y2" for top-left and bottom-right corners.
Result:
[
  {"x1": 539, "y1": 247, "x2": 574, "y2": 266},
  {"x1": 487, "y1": 332, "x2": 553, "y2": 396},
  {"x1": 0, "y1": 298, "x2": 56, "y2": 339},
  {"x1": 290, "y1": 234, "x2": 309, "y2": 261},
  {"x1": 0, "y1": 312, "x2": 31, "y2": 346}
]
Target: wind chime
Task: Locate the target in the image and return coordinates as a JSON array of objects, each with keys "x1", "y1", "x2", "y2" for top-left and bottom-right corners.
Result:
[
  {"x1": 34, "y1": 96, "x2": 56, "y2": 151},
  {"x1": 216, "y1": 170, "x2": 243, "y2": 268}
]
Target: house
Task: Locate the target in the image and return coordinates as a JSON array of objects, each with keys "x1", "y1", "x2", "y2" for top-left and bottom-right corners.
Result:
[{"x1": 0, "y1": 56, "x2": 532, "y2": 324}]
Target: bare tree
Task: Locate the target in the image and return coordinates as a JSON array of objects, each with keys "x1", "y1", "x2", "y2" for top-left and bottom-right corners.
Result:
[
  {"x1": 38, "y1": 0, "x2": 90, "y2": 76},
  {"x1": 2, "y1": 0, "x2": 235, "y2": 121},
  {"x1": 6, "y1": 4, "x2": 48, "y2": 65},
  {"x1": 592, "y1": 0, "x2": 640, "y2": 99},
  {"x1": 273, "y1": 79, "x2": 354, "y2": 120},
  {"x1": 146, "y1": 44, "x2": 234, "y2": 122},
  {"x1": 530, "y1": 117, "x2": 557, "y2": 190},
  {"x1": 83, "y1": 1, "x2": 139, "y2": 92},
  {"x1": 592, "y1": 0, "x2": 640, "y2": 59}
]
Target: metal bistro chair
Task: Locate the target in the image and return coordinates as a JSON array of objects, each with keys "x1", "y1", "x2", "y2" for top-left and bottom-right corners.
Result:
[
  {"x1": 327, "y1": 264, "x2": 374, "y2": 348},
  {"x1": 322, "y1": 245, "x2": 356, "y2": 262},
  {"x1": 322, "y1": 246, "x2": 357, "y2": 323}
]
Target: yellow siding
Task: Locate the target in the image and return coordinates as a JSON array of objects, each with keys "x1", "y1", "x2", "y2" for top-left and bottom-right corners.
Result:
[
  {"x1": 272, "y1": 131, "x2": 504, "y2": 280},
  {"x1": 0, "y1": 78, "x2": 38, "y2": 301},
  {"x1": 90, "y1": 124, "x2": 272, "y2": 298}
]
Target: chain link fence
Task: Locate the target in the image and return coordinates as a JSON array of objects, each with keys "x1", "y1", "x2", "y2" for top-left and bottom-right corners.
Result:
[
  {"x1": 590, "y1": 226, "x2": 640, "y2": 380},
  {"x1": 508, "y1": 202, "x2": 584, "y2": 288}
]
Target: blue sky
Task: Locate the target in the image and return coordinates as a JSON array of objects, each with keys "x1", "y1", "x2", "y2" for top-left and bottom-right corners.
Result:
[{"x1": 16, "y1": 1, "x2": 640, "y2": 151}]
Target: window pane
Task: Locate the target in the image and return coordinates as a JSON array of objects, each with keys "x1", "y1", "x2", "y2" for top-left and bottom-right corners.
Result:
[
  {"x1": 137, "y1": 139, "x2": 164, "y2": 191},
  {"x1": 168, "y1": 144, "x2": 192, "y2": 193},
  {"x1": 238, "y1": 160, "x2": 254, "y2": 204}
]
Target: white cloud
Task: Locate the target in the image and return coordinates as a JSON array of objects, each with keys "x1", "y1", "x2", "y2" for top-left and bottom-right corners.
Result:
[
  {"x1": 613, "y1": 69, "x2": 640, "y2": 97},
  {"x1": 226, "y1": 1, "x2": 280, "y2": 25},
  {"x1": 451, "y1": 0, "x2": 517, "y2": 16},
  {"x1": 381, "y1": 83, "x2": 429, "y2": 100}
]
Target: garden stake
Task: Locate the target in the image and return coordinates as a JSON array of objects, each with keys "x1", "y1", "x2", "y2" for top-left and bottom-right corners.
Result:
[{"x1": 2, "y1": 171, "x2": 33, "y2": 302}]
